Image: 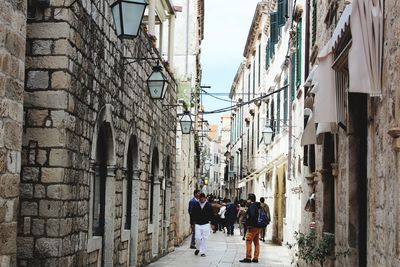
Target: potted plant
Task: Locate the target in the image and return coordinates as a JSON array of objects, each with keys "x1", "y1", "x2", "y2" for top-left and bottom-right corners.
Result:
[{"x1": 286, "y1": 230, "x2": 349, "y2": 267}]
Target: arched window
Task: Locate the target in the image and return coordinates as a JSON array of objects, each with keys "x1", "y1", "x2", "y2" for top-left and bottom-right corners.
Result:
[
  {"x1": 125, "y1": 137, "x2": 138, "y2": 229},
  {"x1": 93, "y1": 123, "x2": 108, "y2": 236},
  {"x1": 149, "y1": 147, "x2": 159, "y2": 224}
]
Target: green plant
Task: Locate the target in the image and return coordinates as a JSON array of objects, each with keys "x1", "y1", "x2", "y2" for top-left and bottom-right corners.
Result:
[{"x1": 286, "y1": 231, "x2": 350, "y2": 267}]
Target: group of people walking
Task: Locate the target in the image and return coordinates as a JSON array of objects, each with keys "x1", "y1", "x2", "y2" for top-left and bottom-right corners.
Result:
[{"x1": 188, "y1": 190, "x2": 271, "y2": 263}]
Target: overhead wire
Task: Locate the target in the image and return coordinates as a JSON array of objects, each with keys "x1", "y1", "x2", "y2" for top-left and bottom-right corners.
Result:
[{"x1": 201, "y1": 0, "x2": 298, "y2": 116}]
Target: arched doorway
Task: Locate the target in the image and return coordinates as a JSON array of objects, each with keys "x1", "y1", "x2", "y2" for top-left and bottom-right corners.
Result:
[
  {"x1": 161, "y1": 156, "x2": 172, "y2": 254},
  {"x1": 122, "y1": 134, "x2": 140, "y2": 266},
  {"x1": 88, "y1": 104, "x2": 116, "y2": 267},
  {"x1": 149, "y1": 146, "x2": 160, "y2": 258}
]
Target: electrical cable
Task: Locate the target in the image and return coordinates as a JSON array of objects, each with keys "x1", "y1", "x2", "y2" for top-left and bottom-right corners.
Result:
[{"x1": 201, "y1": 0, "x2": 298, "y2": 116}]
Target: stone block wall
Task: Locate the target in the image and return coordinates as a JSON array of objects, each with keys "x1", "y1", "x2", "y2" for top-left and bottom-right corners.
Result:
[
  {"x1": 310, "y1": 1, "x2": 400, "y2": 267},
  {"x1": 0, "y1": 0, "x2": 26, "y2": 266},
  {"x1": 19, "y1": 0, "x2": 177, "y2": 266}
]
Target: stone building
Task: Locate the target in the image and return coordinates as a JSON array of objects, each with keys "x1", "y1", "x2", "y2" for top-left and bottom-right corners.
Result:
[
  {"x1": 171, "y1": 0, "x2": 204, "y2": 246},
  {"x1": 0, "y1": 0, "x2": 184, "y2": 266},
  {"x1": 0, "y1": 0, "x2": 26, "y2": 266},
  {"x1": 299, "y1": 0, "x2": 396, "y2": 266},
  {"x1": 227, "y1": 0, "x2": 303, "y2": 245}
]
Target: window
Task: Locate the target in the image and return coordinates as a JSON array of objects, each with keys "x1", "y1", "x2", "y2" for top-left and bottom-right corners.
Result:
[
  {"x1": 296, "y1": 19, "x2": 302, "y2": 88},
  {"x1": 257, "y1": 113, "x2": 260, "y2": 149},
  {"x1": 265, "y1": 40, "x2": 271, "y2": 69},
  {"x1": 278, "y1": 0, "x2": 288, "y2": 26},
  {"x1": 258, "y1": 44, "x2": 261, "y2": 86},
  {"x1": 93, "y1": 123, "x2": 107, "y2": 236},
  {"x1": 124, "y1": 138, "x2": 136, "y2": 230},
  {"x1": 251, "y1": 118, "x2": 254, "y2": 155},
  {"x1": 277, "y1": 92, "x2": 281, "y2": 134},
  {"x1": 291, "y1": 53, "x2": 296, "y2": 99},
  {"x1": 312, "y1": 0, "x2": 317, "y2": 46},
  {"x1": 283, "y1": 76, "x2": 288, "y2": 123},
  {"x1": 270, "y1": 12, "x2": 278, "y2": 44},
  {"x1": 252, "y1": 60, "x2": 256, "y2": 97}
]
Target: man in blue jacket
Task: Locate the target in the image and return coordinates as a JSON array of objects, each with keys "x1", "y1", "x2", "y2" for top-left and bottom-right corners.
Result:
[
  {"x1": 240, "y1": 193, "x2": 261, "y2": 263},
  {"x1": 190, "y1": 193, "x2": 214, "y2": 257},
  {"x1": 188, "y1": 189, "x2": 201, "y2": 248}
]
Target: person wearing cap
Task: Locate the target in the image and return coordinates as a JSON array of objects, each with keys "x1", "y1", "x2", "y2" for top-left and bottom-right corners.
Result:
[
  {"x1": 190, "y1": 193, "x2": 214, "y2": 257},
  {"x1": 239, "y1": 193, "x2": 261, "y2": 263}
]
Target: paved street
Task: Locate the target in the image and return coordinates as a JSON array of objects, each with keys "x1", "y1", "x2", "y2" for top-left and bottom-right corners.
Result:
[{"x1": 148, "y1": 229, "x2": 294, "y2": 267}]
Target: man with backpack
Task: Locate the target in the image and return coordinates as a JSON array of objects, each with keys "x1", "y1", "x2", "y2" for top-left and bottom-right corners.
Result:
[
  {"x1": 239, "y1": 193, "x2": 263, "y2": 263},
  {"x1": 259, "y1": 197, "x2": 271, "y2": 242}
]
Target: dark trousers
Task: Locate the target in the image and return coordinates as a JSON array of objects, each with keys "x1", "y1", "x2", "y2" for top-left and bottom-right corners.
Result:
[
  {"x1": 190, "y1": 227, "x2": 196, "y2": 247},
  {"x1": 226, "y1": 222, "x2": 234, "y2": 235}
]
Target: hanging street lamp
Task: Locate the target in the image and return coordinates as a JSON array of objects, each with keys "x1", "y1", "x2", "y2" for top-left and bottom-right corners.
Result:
[
  {"x1": 262, "y1": 125, "x2": 274, "y2": 145},
  {"x1": 147, "y1": 65, "x2": 168, "y2": 99},
  {"x1": 179, "y1": 111, "x2": 193, "y2": 134},
  {"x1": 111, "y1": 0, "x2": 148, "y2": 39}
]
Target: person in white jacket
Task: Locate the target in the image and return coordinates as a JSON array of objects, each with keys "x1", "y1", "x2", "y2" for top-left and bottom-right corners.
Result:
[{"x1": 218, "y1": 202, "x2": 227, "y2": 233}]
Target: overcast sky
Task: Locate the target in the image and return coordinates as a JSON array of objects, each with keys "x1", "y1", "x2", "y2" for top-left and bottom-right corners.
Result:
[{"x1": 201, "y1": 0, "x2": 260, "y2": 126}]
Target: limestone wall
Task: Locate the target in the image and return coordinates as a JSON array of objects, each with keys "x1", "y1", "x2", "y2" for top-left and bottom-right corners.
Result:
[
  {"x1": 0, "y1": 0, "x2": 26, "y2": 266},
  {"x1": 18, "y1": 0, "x2": 176, "y2": 266}
]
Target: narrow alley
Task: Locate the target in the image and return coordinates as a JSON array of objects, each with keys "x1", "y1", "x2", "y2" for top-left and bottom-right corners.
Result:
[{"x1": 148, "y1": 230, "x2": 292, "y2": 267}]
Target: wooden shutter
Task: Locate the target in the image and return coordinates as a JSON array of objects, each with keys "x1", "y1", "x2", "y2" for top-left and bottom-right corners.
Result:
[
  {"x1": 265, "y1": 40, "x2": 270, "y2": 69},
  {"x1": 270, "y1": 12, "x2": 278, "y2": 44},
  {"x1": 278, "y1": 0, "x2": 288, "y2": 26}
]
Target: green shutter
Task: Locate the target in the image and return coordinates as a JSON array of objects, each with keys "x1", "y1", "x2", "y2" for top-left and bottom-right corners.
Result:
[
  {"x1": 270, "y1": 12, "x2": 278, "y2": 44},
  {"x1": 265, "y1": 40, "x2": 270, "y2": 69},
  {"x1": 278, "y1": 0, "x2": 287, "y2": 26},
  {"x1": 296, "y1": 19, "x2": 302, "y2": 88}
]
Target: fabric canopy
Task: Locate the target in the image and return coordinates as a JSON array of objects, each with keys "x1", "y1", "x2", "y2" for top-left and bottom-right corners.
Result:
[
  {"x1": 348, "y1": 0, "x2": 383, "y2": 96},
  {"x1": 312, "y1": 44, "x2": 337, "y2": 124},
  {"x1": 301, "y1": 108, "x2": 317, "y2": 146}
]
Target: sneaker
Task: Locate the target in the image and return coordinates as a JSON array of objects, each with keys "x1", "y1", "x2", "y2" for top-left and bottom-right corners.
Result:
[
  {"x1": 194, "y1": 250, "x2": 199, "y2": 256},
  {"x1": 190, "y1": 245, "x2": 196, "y2": 249},
  {"x1": 252, "y1": 259, "x2": 259, "y2": 263},
  {"x1": 239, "y1": 258, "x2": 252, "y2": 263},
  {"x1": 200, "y1": 253, "x2": 206, "y2": 257}
]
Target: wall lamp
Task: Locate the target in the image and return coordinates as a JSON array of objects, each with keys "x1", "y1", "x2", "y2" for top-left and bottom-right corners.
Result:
[
  {"x1": 122, "y1": 57, "x2": 169, "y2": 100},
  {"x1": 111, "y1": 0, "x2": 148, "y2": 39},
  {"x1": 179, "y1": 111, "x2": 193, "y2": 134},
  {"x1": 262, "y1": 125, "x2": 274, "y2": 145}
]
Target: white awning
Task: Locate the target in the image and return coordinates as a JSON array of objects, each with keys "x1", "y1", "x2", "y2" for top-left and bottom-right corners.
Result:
[
  {"x1": 331, "y1": 4, "x2": 352, "y2": 50},
  {"x1": 348, "y1": 0, "x2": 383, "y2": 96},
  {"x1": 301, "y1": 108, "x2": 317, "y2": 146},
  {"x1": 312, "y1": 48, "x2": 337, "y2": 124}
]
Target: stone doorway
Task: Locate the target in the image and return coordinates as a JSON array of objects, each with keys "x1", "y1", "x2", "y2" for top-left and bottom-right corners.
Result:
[
  {"x1": 322, "y1": 133, "x2": 335, "y2": 234},
  {"x1": 150, "y1": 147, "x2": 160, "y2": 258},
  {"x1": 273, "y1": 165, "x2": 286, "y2": 245},
  {"x1": 348, "y1": 93, "x2": 368, "y2": 267}
]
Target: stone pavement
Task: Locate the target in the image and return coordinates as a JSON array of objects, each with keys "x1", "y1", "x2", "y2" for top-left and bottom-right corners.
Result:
[{"x1": 148, "y1": 229, "x2": 294, "y2": 267}]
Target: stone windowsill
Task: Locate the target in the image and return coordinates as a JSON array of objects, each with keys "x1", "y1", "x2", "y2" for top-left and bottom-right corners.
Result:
[
  {"x1": 121, "y1": 229, "x2": 130, "y2": 242},
  {"x1": 147, "y1": 223, "x2": 153, "y2": 234},
  {"x1": 87, "y1": 236, "x2": 102, "y2": 253}
]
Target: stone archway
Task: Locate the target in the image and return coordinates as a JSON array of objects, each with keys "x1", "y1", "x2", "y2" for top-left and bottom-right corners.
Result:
[
  {"x1": 161, "y1": 155, "x2": 172, "y2": 254},
  {"x1": 122, "y1": 124, "x2": 140, "y2": 266},
  {"x1": 149, "y1": 143, "x2": 160, "y2": 258},
  {"x1": 88, "y1": 104, "x2": 116, "y2": 267}
]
